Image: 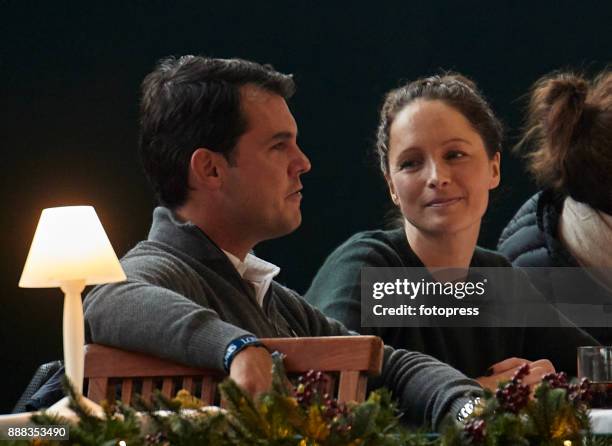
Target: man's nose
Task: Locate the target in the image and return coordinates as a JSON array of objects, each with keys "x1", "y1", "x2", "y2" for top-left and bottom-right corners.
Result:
[
  {"x1": 292, "y1": 145, "x2": 311, "y2": 176},
  {"x1": 426, "y1": 160, "x2": 450, "y2": 188}
]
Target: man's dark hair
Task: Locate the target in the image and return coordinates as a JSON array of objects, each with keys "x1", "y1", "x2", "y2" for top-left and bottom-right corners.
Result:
[{"x1": 139, "y1": 55, "x2": 295, "y2": 208}]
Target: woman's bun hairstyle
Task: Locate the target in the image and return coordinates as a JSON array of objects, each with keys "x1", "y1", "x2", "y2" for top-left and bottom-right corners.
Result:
[
  {"x1": 377, "y1": 72, "x2": 502, "y2": 175},
  {"x1": 518, "y1": 69, "x2": 612, "y2": 213}
]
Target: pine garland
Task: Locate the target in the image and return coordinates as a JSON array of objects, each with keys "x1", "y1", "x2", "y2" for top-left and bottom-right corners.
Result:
[{"x1": 5, "y1": 360, "x2": 609, "y2": 445}]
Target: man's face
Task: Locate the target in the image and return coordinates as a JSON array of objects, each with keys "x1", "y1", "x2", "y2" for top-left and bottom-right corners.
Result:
[{"x1": 221, "y1": 85, "x2": 311, "y2": 244}]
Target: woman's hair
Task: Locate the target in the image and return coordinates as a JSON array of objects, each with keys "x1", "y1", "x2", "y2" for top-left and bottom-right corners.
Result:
[
  {"x1": 518, "y1": 69, "x2": 612, "y2": 213},
  {"x1": 376, "y1": 73, "x2": 503, "y2": 175}
]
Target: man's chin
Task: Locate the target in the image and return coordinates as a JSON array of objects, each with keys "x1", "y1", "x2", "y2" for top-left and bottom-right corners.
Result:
[
  {"x1": 281, "y1": 214, "x2": 302, "y2": 236},
  {"x1": 260, "y1": 214, "x2": 302, "y2": 242}
]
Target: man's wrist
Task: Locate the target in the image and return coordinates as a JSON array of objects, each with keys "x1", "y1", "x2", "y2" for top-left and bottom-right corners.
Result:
[
  {"x1": 224, "y1": 335, "x2": 263, "y2": 372},
  {"x1": 456, "y1": 397, "x2": 482, "y2": 423}
]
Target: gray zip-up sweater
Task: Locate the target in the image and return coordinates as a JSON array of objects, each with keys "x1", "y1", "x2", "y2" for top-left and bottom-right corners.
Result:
[{"x1": 83, "y1": 207, "x2": 481, "y2": 429}]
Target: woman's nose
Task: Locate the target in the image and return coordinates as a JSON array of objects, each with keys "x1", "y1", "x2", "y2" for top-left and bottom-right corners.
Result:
[{"x1": 426, "y1": 161, "x2": 451, "y2": 188}]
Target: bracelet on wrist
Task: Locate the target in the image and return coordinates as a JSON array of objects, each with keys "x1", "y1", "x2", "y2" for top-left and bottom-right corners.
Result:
[{"x1": 223, "y1": 335, "x2": 263, "y2": 372}]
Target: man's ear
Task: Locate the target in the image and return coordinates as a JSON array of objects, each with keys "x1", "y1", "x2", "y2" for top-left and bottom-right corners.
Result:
[
  {"x1": 385, "y1": 174, "x2": 400, "y2": 206},
  {"x1": 489, "y1": 151, "x2": 501, "y2": 190},
  {"x1": 189, "y1": 148, "x2": 224, "y2": 190}
]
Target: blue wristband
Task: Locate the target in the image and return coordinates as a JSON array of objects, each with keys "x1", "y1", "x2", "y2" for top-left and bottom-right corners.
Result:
[{"x1": 223, "y1": 335, "x2": 263, "y2": 372}]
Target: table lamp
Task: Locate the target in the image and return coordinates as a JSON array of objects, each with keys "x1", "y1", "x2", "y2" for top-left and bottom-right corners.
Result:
[{"x1": 19, "y1": 206, "x2": 126, "y2": 393}]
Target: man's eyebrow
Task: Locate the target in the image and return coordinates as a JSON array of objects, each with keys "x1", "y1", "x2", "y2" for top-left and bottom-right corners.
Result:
[{"x1": 268, "y1": 131, "x2": 296, "y2": 142}]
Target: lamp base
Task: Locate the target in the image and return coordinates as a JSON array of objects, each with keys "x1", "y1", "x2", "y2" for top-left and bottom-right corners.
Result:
[{"x1": 61, "y1": 280, "x2": 86, "y2": 394}]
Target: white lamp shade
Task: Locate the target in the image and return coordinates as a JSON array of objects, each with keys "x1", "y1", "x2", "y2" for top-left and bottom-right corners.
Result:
[{"x1": 19, "y1": 206, "x2": 126, "y2": 287}]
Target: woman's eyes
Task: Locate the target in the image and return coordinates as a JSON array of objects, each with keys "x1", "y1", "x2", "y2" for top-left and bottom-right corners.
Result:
[
  {"x1": 445, "y1": 150, "x2": 467, "y2": 160},
  {"x1": 398, "y1": 151, "x2": 467, "y2": 171},
  {"x1": 399, "y1": 159, "x2": 421, "y2": 170}
]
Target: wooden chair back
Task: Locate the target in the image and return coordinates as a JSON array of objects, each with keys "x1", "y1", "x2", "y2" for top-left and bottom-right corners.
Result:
[{"x1": 84, "y1": 336, "x2": 383, "y2": 405}]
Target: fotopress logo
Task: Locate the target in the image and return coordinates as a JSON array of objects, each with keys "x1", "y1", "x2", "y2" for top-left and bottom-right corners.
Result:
[
  {"x1": 362, "y1": 268, "x2": 488, "y2": 325},
  {"x1": 371, "y1": 277, "x2": 487, "y2": 300},
  {"x1": 361, "y1": 267, "x2": 612, "y2": 328}
]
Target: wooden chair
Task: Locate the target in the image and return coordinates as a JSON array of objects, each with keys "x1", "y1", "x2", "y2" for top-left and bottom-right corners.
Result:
[{"x1": 84, "y1": 336, "x2": 384, "y2": 405}]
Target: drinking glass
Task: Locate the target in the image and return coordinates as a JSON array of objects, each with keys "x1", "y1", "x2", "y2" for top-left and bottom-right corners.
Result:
[{"x1": 578, "y1": 346, "x2": 612, "y2": 409}]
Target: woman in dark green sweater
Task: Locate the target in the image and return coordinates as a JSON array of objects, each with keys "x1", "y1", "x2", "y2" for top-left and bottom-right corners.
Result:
[{"x1": 305, "y1": 74, "x2": 596, "y2": 391}]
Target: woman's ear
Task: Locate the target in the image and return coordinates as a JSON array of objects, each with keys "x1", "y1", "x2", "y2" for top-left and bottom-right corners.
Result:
[
  {"x1": 489, "y1": 151, "x2": 501, "y2": 190},
  {"x1": 385, "y1": 174, "x2": 400, "y2": 206}
]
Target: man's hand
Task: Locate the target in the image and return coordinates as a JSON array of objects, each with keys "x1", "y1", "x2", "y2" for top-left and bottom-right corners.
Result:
[
  {"x1": 228, "y1": 345, "x2": 273, "y2": 398},
  {"x1": 476, "y1": 357, "x2": 555, "y2": 391}
]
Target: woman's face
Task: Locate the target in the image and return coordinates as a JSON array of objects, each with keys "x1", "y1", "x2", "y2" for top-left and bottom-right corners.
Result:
[{"x1": 386, "y1": 99, "x2": 500, "y2": 237}]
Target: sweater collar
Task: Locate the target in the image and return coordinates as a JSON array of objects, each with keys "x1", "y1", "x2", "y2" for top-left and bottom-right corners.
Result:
[
  {"x1": 222, "y1": 248, "x2": 280, "y2": 307},
  {"x1": 386, "y1": 227, "x2": 426, "y2": 266},
  {"x1": 385, "y1": 226, "x2": 504, "y2": 267},
  {"x1": 537, "y1": 190, "x2": 579, "y2": 267},
  {"x1": 148, "y1": 207, "x2": 226, "y2": 261},
  {"x1": 147, "y1": 207, "x2": 250, "y2": 292}
]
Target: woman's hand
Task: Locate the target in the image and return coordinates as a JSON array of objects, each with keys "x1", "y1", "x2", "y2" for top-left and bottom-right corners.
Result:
[{"x1": 476, "y1": 357, "x2": 555, "y2": 392}]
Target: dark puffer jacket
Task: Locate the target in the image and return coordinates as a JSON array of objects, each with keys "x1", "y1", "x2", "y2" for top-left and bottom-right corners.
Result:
[{"x1": 498, "y1": 190, "x2": 612, "y2": 344}]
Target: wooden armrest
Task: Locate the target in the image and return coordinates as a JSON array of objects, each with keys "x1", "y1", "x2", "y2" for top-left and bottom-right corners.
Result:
[
  {"x1": 84, "y1": 344, "x2": 222, "y2": 379},
  {"x1": 84, "y1": 336, "x2": 383, "y2": 405},
  {"x1": 260, "y1": 336, "x2": 383, "y2": 375}
]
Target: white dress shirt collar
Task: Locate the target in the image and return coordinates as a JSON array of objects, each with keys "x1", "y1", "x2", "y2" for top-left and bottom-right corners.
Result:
[{"x1": 222, "y1": 249, "x2": 280, "y2": 306}]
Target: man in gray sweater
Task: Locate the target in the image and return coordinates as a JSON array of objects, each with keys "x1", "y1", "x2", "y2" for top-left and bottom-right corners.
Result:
[{"x1": 83, "y1": 55, "x2": 481, "y2": 429}]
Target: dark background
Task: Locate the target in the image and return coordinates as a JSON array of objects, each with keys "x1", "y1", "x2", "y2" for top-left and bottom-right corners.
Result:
[{"x1": 1, "y1": 1, "x2": 610, "y2": 411}]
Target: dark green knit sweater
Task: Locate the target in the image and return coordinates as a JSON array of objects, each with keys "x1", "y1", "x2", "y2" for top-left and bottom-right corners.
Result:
[{"x1": 305, "y1": 228, "x2": 597, "y2": 378}]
